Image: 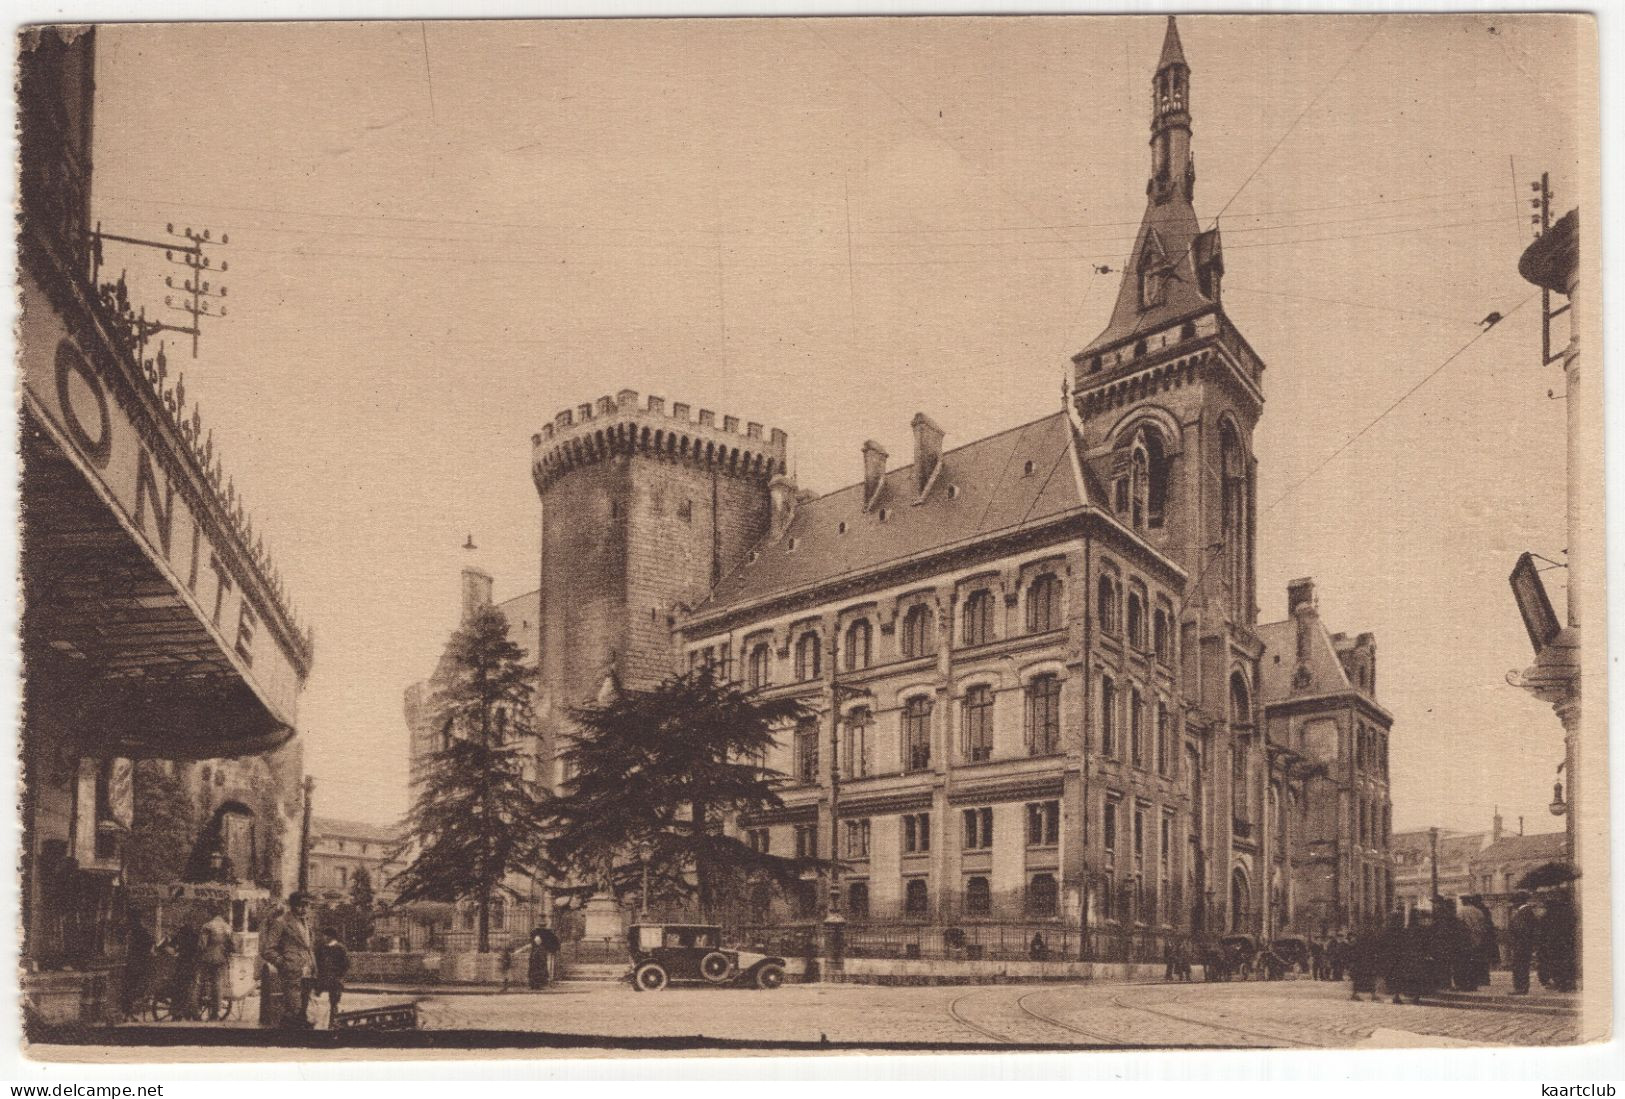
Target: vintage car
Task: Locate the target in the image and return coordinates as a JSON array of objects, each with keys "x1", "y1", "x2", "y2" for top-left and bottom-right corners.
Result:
[{"x1": 626, "y1": 923, "x2": 787, "y2": 991}]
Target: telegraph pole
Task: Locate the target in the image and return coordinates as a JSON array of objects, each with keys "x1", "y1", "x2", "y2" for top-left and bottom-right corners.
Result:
[{"x1": 299, "y1": 774, "x2": 315, "y2": 894}]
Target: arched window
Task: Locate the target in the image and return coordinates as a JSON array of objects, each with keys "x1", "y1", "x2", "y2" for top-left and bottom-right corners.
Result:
[
  {"x1": 1130, "y1": 445, "x2": 1149, "y2": 529},
  {"x1": 904, "y1": 877, "x2": 929, "y2": 917},
  {"x1": 794, "y1": 718, "x2": 820, "y2": 785},
  {"x1": 1096, "y1": 574, "x2": 1119, "y2": 634},
  {"x1": 903, "y1": 696, "x2": 933, "y2": 772},
  {"x1": 965, "y1": 876, "x2": 991, "y2": 917},
  {"x1": 747, "y1": 642, "x2": 771, "y2": 690},
  {"x1": 794, "y1": 631, "x2": 821, "y2": 681},
  {"x1": 1100, "y1": 675, "x2": 1118, "y2": 757},
  {"x1": 1219, "y1": 422, "x2": 1249, "y2": 618},
  {"x1": 1230, "y1": 868, "x2": 1249, "y2": 933},
  {"x1": 962, "y1": 590, "x2": 994, "y2": 647},
  {"x1": 1024, "y1": 674, "x2": 1061, "y2": 756},
  {"x1": 1027, "y1": 873, "x2": 1059, "y2": 917},
  {"x1": 844, "y1": 619, "x2": 872, "y2": 671},
  {"x1": 961, "y1": 685, "x2": 994, "y2": 762},
  {"x1": 1142, "y1": 428, "x2": 1169, "y2": 528},
  {"x1": 1230, "y1": 672, "x2": 1252, "y2": 729},
  {"x1": 1129, "y1": 688, "x2": 1145, "y2": 767},
  {"x1": 842, "y1": 707, "x2": 872, "y2": 780},
  {"x1": 1127, "y1": 589, "x2": 1146, "y2": 649},
  {"x1": 1231, "y1": 740, "x2": 1249, "y2": 825},
  {"x1": 1156, "y1": 702, "x2": 1171, "y2": 777},
  {"x1": 847, "y1": 881, "x2": 869, "y2": 920},
  {"x1": 1153, "y1": 605, "x2": 1171, "y2": 663},
  {"x1": 1027, "y1": 573, "x2": 1062, "y2": 634},
  {"x1": 901, "y1": 603, "x2": 935, "y2": 659}
]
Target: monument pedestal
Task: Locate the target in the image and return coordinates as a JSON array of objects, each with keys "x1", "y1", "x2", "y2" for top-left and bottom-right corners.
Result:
[{"x1": 582, "y1": 891, "x2": 625, "y2": 941}]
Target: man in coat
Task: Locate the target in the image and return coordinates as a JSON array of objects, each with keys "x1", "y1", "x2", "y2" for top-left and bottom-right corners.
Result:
[
  {"x1": 1507, "y1": 892, "x2": 1540, "y2": 995},
  {"x1": 528, "y1": 926, "x2": 561, "y2": 989},
  {"x1": 260, "y1": 891, "x2": 317, "y2": 1027},
  {"x1": 196, "y1": 904, "x2": 235, "y2": 1021}
]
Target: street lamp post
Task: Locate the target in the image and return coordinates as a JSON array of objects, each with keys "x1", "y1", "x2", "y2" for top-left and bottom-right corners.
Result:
[
  {"x1": 1429, "y1": 826, "x2": 1440, "y2": 901},
  {"x1": 638, "y1": 841, "x2": 653, "y2": 921}
]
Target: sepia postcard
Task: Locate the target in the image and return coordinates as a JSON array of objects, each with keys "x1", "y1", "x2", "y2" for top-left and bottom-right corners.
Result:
[{"x1": 11, "y1": 11, "x2": 1608, "y2": 1067}]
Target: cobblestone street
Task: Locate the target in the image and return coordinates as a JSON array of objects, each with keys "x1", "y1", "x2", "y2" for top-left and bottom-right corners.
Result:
[{"x1": 395, "y1": 978, "x2": 1578, "y2": 1050}]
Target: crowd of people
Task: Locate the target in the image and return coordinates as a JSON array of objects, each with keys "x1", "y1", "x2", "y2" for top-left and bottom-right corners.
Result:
[{"x1": 1168, "y1": 889, "x2": 1578, "y2": 1004}]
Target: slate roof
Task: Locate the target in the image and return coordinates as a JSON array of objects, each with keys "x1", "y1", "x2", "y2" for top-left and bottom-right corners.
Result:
[
  {"x1": 1157, "y1": 15, "x2": 1187, "y2": 71},
  {"x1": 1472, "y1": 832, "x2": 1566, "y2": 867},
  {"x1": 1257, "y1": 615, "x2": 1355, "y2": 703},
  {"x1": 1079, "y1": 199, "x2": 1219, "y2": 359},
  {"x1": 699, "y1": 412, "x2": 1093, "y2": 616}
]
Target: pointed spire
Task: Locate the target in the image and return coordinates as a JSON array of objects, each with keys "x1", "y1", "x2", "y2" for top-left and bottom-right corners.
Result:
[{"x1": 1157, "y1": 15, "x2": 1186, "y2": 72}]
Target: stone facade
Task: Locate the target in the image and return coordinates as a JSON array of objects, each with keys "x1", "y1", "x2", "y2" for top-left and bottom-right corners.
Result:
[{"x1": 527, "y1": 18, "x2": 1392, "y2": 942}]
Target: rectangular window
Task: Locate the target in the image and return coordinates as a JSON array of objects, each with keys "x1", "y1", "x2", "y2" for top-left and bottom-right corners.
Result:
[
  {"x1": 1024, "y1": 675, "x2": 1061, "y2": 756},
  {"x1": 903, "y1": 697, "x2": 933, "y2": 771},
  {"x1": 1130, "y1": 690, "x2": 1145, "y2": 768},
  {"x1": 1156, "y1": 703, "x2": 1171, "y2": 777},
  {"x1": 747, "y1": 827, "x2": 770, "y2": 854},
  {"x1": 1100, "y1": 676, "x2": 1117, "y2": 757},
  {"x1": 962, "y1": 590, "x2": 994, "y2": 646},
  {"x1": 795, "y1": 721, "x2": 820, "y2": 785},
  {"x1": 903, "y1": 812, "x2": 931, "y2": 854},
  {"x1": 842, "y1": 709, "x2": 872, "y2": 780},
  {"x1": 962, "y1": 807, "x2": 994, "y2": 850},
  {"x1": 961, "y1": 686, "x2": 994, "y2": 763},
  {"x1": 794, "y1": 823, "x2": 818, "y2": 860},
  {"x1": 1103, "y1": 796, "x2": 1119, "y2": 854},
  {"x1": 843, "y1": 819, "x2": 871, "y2": 859},
  {"x1": 1026, "y1": 800, "x2": 1060, "y2": 847}
]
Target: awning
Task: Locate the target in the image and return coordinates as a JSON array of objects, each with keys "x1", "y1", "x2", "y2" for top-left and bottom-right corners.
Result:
[{"x1": 20, "y1": 254, "x2": 311, "y2": 760}]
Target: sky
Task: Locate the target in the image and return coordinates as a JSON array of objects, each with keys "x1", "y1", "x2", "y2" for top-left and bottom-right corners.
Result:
[{"x1": 85, "y1": 13, "x2": 1588, "y2": 834}]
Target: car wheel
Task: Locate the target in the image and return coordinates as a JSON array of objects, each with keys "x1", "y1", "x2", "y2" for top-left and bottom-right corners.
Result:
[
  {"x1": 699, "y1": 951, "x2": 734, "y2": 983},
  {"x1": 754, "y1": 962, "x2": 786, "y2": 990},
  {"x1": 634, "y1": 963, "x2": 669, "y2": 992}
]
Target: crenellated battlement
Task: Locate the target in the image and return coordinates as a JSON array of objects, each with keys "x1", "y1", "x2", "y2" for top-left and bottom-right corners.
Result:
[{"x1": 532, "y1": 389, "x2": 788, "y2": 494}]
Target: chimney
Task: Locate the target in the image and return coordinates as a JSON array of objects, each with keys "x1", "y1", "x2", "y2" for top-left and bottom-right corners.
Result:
[
  {"x1": 768, "y1": 474, "x2": 798, "y2": 540},
  {"x1": 461, "y1": 566, "x2": 493, "y2": 624},
  {"x1": 1288, "y1": 577, "x2": 1317, "y2": 666},
  {"x1": 862, "y1": 440, "x2": 888, "y2": 509},
  {"x1": 911, "y1": 413, "x2": 945, "y2": 496},
  {"x1": 1492, "y1": 807, "x2": 1504, "y2": 845}
]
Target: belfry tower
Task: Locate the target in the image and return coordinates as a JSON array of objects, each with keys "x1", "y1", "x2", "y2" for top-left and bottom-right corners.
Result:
[{"x1": 1069, "y1": 16, "x2": 1269, "y2": 935}]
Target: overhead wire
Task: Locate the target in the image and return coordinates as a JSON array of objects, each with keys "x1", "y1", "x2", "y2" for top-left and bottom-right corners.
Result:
[{"x1": 1262, "y1": 291, "x2": 1539, "y2": 514}]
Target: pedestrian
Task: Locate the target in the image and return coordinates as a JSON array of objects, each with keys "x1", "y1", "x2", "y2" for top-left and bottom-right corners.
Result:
[
  {"x1": 172, "y1": 920, "x2": 202, "y2": 1021},
  {"x1": 1538, "y1": 888, "x2": 1577, "y2": 992},
  {"x1": 260, "y1": 891, "x2": 317, "y2": 1028},
  {"x1": 1507, "y1": 891, "x2": 1539, "y2": 995},
  {"x1": 1456, "y1": 895, "x2": 1494, "y2": 990},
  {"x1": 1030, "y1": 932, "x2": 1049, "y2": 962},
  {"x1": 1309, "y1": 937, "x2": 1325, "y2": 981},
  {"x1": 1162, "y1": 937, "x2": 1175, "y2": 980},
  {"x1": 196, "y1": 904, "x2": 235, "y2": 1021},
  {"x1": 1398, "y1": 909, "x2": 1441, "y2": 1004},
  {"x1": 499, "y1": 941, "x2": 515, "y2": 992},
  {"x1": 1431, "y1": 897, "x2": 1472, "y2": 991},
  {"x1": 1347, "y1": 922, "x2": 1380, "y2": 1002},
  {"x1": 527, "y1": 926, "x2": 560, "y2": 989},
  {"x1": 122, "y1": 918, "x2": 157, "y2": 1021},
  {"x1": 1327, "y1": 934, "x2": 1346, "y2": 982},
  {"x1": 1380, "y1": 910, "x2": 1407, "y2": 1003},
  {"x1": 314, "y1": 926, "x2": 350, "y2": 1028}
]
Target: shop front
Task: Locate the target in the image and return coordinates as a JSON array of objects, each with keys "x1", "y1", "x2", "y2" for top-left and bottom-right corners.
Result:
[{"x1": 19, "y1": 27, "x2": 314, "y2": 1026}]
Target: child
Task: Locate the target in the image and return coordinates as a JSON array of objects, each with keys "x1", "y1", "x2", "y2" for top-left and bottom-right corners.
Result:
[{"x1": 314, "y1": 928, "x2": 350, "y2": 1028}]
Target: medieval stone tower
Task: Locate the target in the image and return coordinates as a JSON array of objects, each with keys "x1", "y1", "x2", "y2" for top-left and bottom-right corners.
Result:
[
  {"x1": 530, "y1": 391, "x2": 787, "y2": 777},
  {"x1": 1070, "y1": 16, "x2": 1269, "y2": 932}
]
